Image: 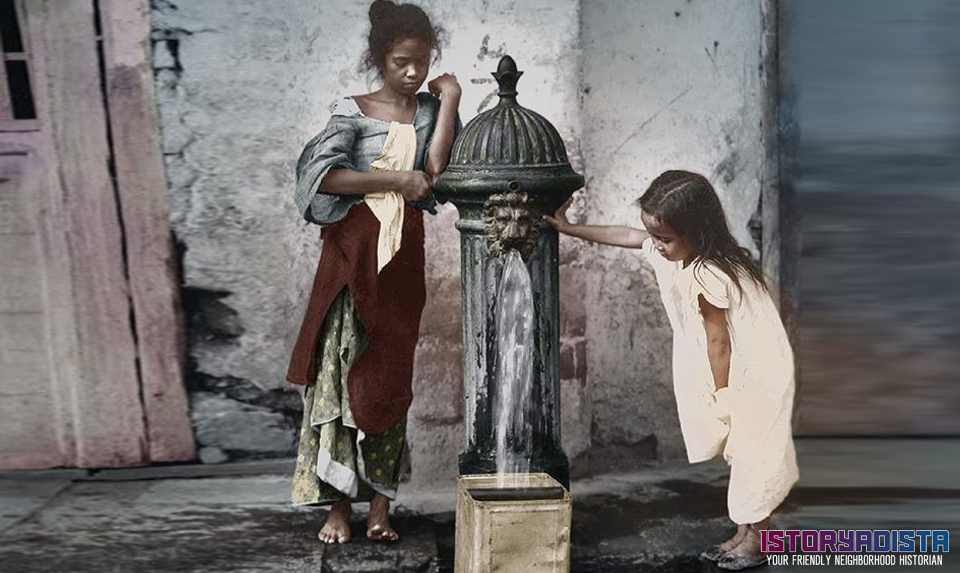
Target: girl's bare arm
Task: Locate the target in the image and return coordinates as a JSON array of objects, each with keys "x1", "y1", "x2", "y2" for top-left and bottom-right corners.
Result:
[
  {"x1": 543, "y1": 197, "x2": 649, "y2": 248},
  {"x1": 699, "y1": 295, "x2": 731, "y2": 390},
  {"x1": 320, "y1": 169, "x2": 432, "y2": 201},
  {"x1": 556, "y1": 224, "x2": 649, "y2": 248},
  {"x1": 425, "y1": 74, "x2": 462, "y2": 178}
]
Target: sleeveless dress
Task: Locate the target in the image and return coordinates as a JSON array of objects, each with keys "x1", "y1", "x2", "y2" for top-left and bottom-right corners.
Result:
[{"x1": 641, "y1": 238, "x2": 799, "y2": 524}]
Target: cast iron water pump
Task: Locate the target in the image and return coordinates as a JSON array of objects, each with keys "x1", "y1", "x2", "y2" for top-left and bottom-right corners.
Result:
[{"x1": 434, "y1": 55, "x2": 584, "y2": 487}]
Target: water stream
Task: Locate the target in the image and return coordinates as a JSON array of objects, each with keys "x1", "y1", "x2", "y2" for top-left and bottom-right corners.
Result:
[{"x1": 493, "y1": 249, "x2": 536, "y2": 481}]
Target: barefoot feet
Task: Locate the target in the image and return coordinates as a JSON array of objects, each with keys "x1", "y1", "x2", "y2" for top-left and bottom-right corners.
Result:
[
  {"x1": 366, "y1": 493, "x2": 399, "y2": 542},
  {"x1": 318, "y1": 499, "x2": 352, "y2": 544}
]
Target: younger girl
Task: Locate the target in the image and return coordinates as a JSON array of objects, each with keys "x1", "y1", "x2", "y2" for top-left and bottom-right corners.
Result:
[
  {"x1": 545, "y1": 170, "x2": 798, "y2": 571},
  {"x1": 287, "y1": 0, "x2": 460, "y2": 545}
]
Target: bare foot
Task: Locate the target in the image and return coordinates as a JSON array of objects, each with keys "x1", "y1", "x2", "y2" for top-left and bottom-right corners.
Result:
[
  {"x1": 318, "y1": 500, "x2": 352, "y2": 544},
  {"x1": 366, "y1": 493, "x2": 399, "y2": 542}
]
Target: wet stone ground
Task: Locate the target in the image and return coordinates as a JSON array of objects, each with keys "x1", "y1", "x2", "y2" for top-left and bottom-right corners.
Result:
[
  {"x1": 2, "y1": 441, "x2": 959, "y2": 573},
  {"x1": 0, "y1": 476, "x2": 444, "y2": 573}
]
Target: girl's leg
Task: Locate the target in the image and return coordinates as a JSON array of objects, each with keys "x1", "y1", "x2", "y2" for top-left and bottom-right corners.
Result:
[
  {"x1": 726, "y1": 524, "x2": 750, "y2": 548},
  {"x1": 721, "y1": 524, "x2": 752, "y2": 552},
  {"x1": 318, "y1": 499, "x2": 353, "y2": 544},
  {"x1": 367, "y1": 492, "x2": 399, "y2": 542}
]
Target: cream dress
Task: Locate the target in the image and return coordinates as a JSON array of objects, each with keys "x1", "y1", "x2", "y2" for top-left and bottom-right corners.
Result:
[{"x1": 641, "y1": 238, "x2": 799, "y2": 524}]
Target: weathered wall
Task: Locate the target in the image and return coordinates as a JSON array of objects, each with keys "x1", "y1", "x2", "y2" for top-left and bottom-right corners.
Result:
[
  {"x1": 151, "y1": 0, "x2": 769, "y2": 479},
  {"x1": 150, "y1": 0, "x2": 586, "y2": 482},
  {"x1": 578, "y1": 0, "x2": 765, "y2": 461}
]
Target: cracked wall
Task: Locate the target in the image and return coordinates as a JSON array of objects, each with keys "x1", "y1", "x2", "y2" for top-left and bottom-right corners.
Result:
[{"x1": 150, "y1": 0, "x2": 767, "y2": 478}]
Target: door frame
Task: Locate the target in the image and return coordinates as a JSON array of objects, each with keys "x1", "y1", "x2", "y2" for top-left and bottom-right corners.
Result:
[{"x1": 760, "y1": 0, "x2": 802, "y2": 430}]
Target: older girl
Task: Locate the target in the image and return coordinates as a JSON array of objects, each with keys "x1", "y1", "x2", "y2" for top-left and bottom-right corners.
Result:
[{"x1": 287, "y1": 0, "x2": 460, "y2": 544}]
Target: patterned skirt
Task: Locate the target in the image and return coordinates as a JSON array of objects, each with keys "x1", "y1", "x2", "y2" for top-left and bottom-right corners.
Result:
[{"x1": 291, "y1": 288, "x2": 406, "y2": 505}]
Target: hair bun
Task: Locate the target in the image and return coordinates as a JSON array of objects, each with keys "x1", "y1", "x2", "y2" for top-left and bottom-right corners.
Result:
[{"x1": 369, "y1": 0, "x2": 396, "y2": 23}]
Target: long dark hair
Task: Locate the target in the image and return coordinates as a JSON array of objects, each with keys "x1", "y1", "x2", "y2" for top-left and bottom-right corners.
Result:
[
  {"x1": 362, "y1": 0, "x2": 444, "y2": 75},
  {"x1": 638, "y1": 170, "x2": 765, "y2": 292}
]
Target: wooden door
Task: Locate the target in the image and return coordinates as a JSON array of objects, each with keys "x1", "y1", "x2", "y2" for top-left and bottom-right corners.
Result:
[{"x1": 0, "y1": 0, "x2": 195, "y2": 469}]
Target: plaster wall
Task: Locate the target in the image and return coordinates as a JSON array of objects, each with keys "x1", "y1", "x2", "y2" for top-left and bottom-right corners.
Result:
[
  {"x1": 578, "y1": 0, "x2": 765, "y2": 460},
  {"x1": 151, "y1": 0, "x2": 586, "y2": 481},
  {"x1": 150, "y1": 0, "x2": 768, "y2": 477}
]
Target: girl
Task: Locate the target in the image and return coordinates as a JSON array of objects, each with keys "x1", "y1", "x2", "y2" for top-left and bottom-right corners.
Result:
[
  {"x1": 545, "y1": 170, "x2": 799, "y2": 571},
  {"x1": 286, "y1": 0, "x2": 460, "y2": 545}
]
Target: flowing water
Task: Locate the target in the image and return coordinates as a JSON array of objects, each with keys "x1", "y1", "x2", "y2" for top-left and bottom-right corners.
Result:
[{"x1": 493, "y1": 250, "x2": 536, "y2": 480}]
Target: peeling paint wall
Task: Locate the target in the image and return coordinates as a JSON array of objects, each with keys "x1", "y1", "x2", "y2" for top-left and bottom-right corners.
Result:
[
  {"x1": 578, "y1": 0, "x2": 765, "y2": 460},
  {"x1": 150, "y1": 0, "x2": 768, "y2": 478}
]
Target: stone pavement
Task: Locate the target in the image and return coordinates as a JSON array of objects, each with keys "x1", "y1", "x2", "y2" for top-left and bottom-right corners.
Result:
[{"x1": 1, "y1": 440, "x2": 958, "y2": 573}]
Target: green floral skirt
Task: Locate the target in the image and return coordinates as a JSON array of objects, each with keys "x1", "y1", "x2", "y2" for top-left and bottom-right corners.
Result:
[{"x1": 291, "y1": 289, "x2": 407, "y2": 506}]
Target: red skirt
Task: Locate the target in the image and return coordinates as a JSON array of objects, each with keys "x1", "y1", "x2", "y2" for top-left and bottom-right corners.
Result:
[{"x1": 287, "y1": 203, "x2": 426, "y2": 434}]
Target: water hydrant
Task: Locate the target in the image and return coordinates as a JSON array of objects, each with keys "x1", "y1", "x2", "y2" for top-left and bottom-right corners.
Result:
[{"x1": 434, "y1": 55, "x2": 584, "y2": 488}]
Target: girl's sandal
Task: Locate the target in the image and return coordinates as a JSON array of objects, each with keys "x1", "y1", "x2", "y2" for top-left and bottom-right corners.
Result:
[
  {"x1": 366, "y1": 523, "x2": 399, "y2": 542},
  {"x1": 717, "y1": 552, "x2": 768, "y2": 570},
  {"x1": 700, "y1": 545, "x2": 728, "y2": 562}
]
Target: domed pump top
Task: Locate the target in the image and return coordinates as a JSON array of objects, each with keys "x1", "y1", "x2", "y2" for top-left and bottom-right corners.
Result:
[{"x1": 433, "y1": 54, "x2": 584, "y2": 213}]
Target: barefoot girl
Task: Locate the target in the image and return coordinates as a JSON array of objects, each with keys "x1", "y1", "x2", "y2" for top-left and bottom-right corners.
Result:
[
  {"x1": 545, "y1": 170, "x2": 799, "y2": 570},
  {"x1": 287, "y1": 0, "x2": 460, "y2": 544}
]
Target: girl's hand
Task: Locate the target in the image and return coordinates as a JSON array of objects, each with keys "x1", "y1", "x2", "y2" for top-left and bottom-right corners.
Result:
[
  {"x1": 427, "y1": 73, "x2": 462, "y2": 99},
  {"x1": 397, "y1": 171, "x2": 433, "y2": 201},
  {"x1": 542, "y1": 197, "x2": 575, "y2": 232}
]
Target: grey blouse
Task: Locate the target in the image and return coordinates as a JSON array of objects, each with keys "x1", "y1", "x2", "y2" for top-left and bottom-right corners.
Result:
[{"x1": 294, "y1": 92, "x2": 461, "y2": 226}]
